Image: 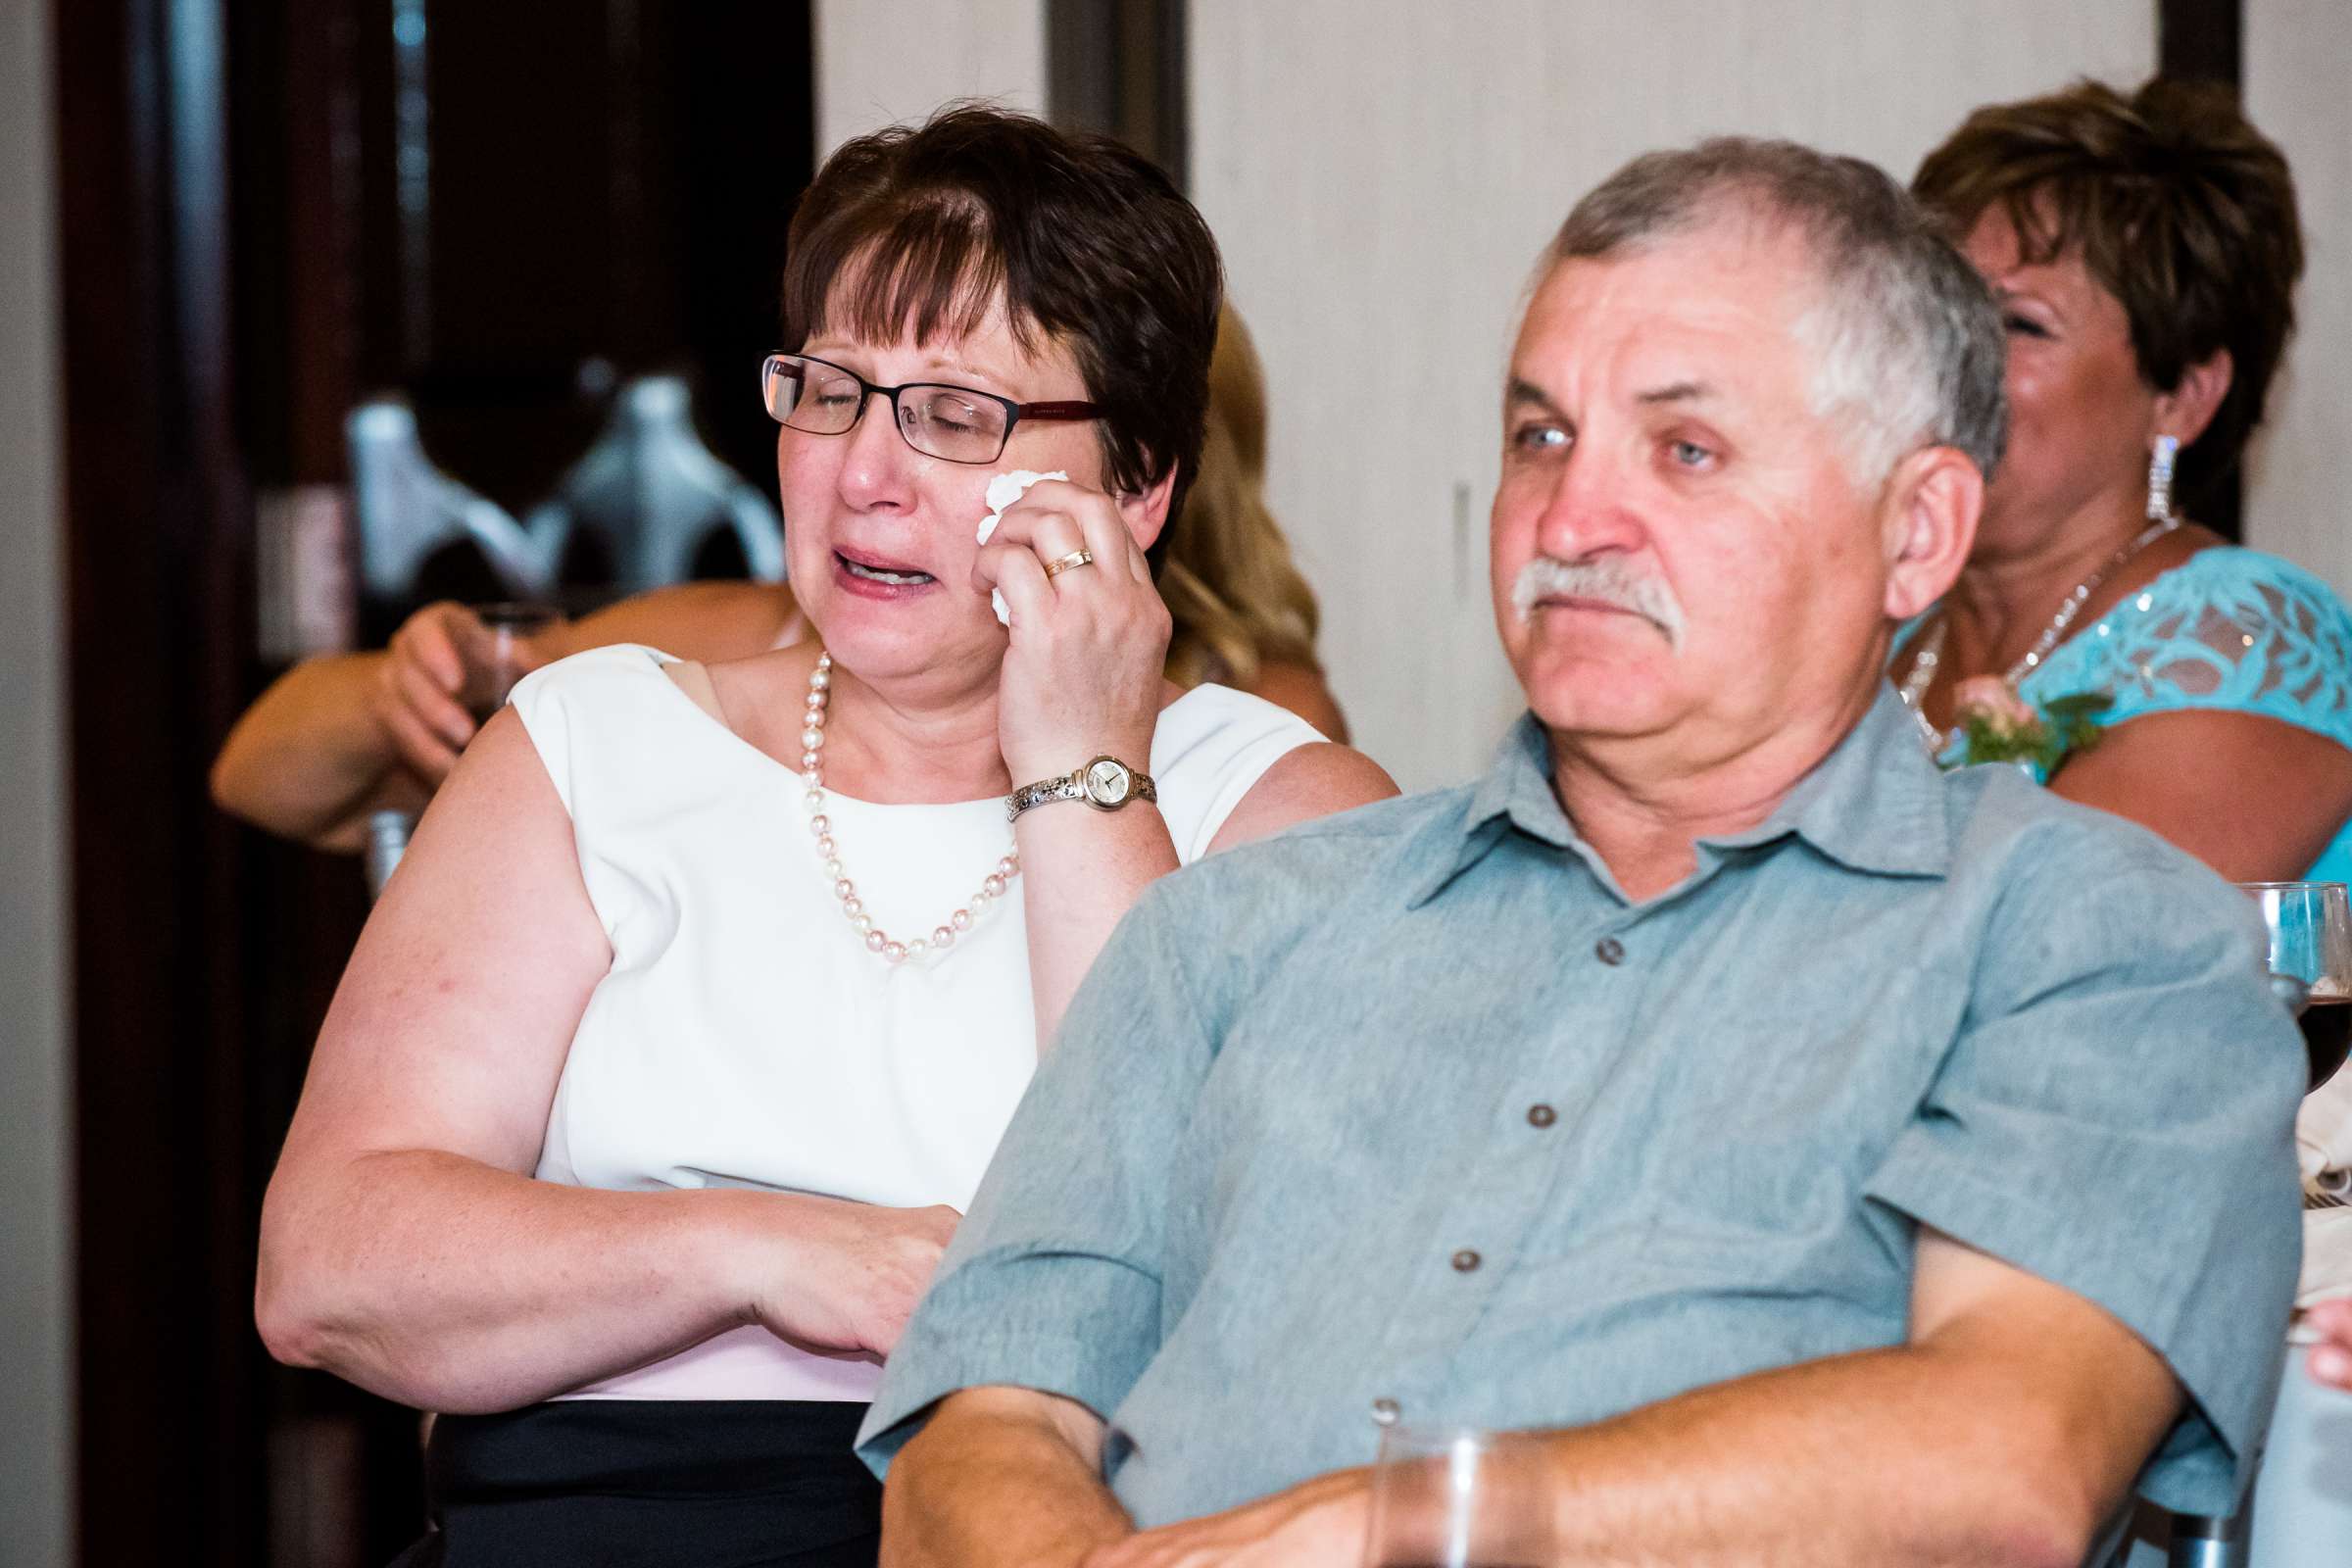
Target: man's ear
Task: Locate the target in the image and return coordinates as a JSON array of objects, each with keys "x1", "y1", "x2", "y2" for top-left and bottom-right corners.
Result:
[
  {"x1": 2155, "y1": 347, "x2": 2233, "y2": 450},
  {"x1": 1115, "y1": 463, "x2": 1180, "y2": 554},
  {"x1": 1880, "y1": 445, "x2": 1983, "y2": 623}
]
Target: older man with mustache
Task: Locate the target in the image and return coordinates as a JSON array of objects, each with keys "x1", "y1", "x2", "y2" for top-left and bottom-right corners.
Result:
[{"x1": 855, "y1": 140, "x2": 2306, "y2": 1568}]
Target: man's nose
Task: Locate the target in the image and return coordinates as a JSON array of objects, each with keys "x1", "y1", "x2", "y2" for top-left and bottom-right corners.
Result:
[
  {"x1": 835, "y1": 391, "x2": 919, "y2": 510},
  {"x1": 1533, "y1": 450, "x2": 1648, "y2": 560}
]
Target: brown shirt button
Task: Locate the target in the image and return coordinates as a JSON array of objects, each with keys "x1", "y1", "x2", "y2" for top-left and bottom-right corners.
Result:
[
  {"x1": 1450, "y1": 1249, "x2": 1482, "y2": 1273},
  {"x1": 1594, "y1": 936, "x2": 1626, "y2": 965},
  {"x1": 1527, "y1": 1103, "x2": 1557, "y2": 1128}
]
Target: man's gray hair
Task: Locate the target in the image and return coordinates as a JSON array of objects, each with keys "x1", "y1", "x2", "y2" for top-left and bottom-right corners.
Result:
[{"x1": 1546, "y1": 137, "x2": 2008, "y2": 485}]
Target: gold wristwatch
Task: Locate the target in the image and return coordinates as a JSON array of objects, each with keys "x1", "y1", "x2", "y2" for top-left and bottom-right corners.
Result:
[{"x1": 1007, "y1": 756, "x2": 1158, "y2": 820}]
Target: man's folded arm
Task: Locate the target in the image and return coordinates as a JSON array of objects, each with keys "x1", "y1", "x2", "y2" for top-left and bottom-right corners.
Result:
[
  {"x1": 1090, "y1": 1233, "x2": 2180, "y2": 1568},
  {"x1": 881, "y1": 1387, "x2": 1129, "y2": 1568},
  {"x1": 1525, "y1": 1229, "x2": 2180, "y2": 1568}
]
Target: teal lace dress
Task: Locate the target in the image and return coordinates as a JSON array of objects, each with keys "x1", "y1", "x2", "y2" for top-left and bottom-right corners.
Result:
[{"x1": 1896, "y1": 547, "x2": 2352, "y2": 883}]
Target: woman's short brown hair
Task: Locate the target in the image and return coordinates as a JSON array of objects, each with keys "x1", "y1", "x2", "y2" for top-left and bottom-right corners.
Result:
[
  {"x1": 780, "y1": 104, "x2": 1222, "y2": 526},
  {"x1": 1912, "y1": 77, "x2": 2303, "y2": 507}
]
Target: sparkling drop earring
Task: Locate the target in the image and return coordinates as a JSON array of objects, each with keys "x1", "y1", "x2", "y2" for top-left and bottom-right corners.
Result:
[{"x1": 2145, "y1": 433, "x2": 2180, "y2": 522}]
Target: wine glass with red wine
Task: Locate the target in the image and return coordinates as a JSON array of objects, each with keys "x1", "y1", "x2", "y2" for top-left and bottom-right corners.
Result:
[
  {"x1": 1362, "y1": 1424, "x2": 1554, "y2": 1568},
  {"x1": 2241, "y1": 882, "x2": 2352, "y2": 1090}
]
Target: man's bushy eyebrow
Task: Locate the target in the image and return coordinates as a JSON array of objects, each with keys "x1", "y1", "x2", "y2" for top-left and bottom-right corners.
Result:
[
  {"x1": 1504, "y1": 376, "x2": 1560, "y2": 412},
  {"x1": 1637, "y1": 379, "x2": 1715, "y2": 406}
]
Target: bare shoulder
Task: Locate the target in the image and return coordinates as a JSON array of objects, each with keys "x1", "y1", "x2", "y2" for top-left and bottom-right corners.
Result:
[
  {"x1": 553, "y1": 581, "x2": 800, "y2": 664},
  {"x1": 1238, "y1": 659, "x2": 1350, "y2": 743},
  {"x1": 1208, "y1": 741, "x2": 1399, "y2": 854}
]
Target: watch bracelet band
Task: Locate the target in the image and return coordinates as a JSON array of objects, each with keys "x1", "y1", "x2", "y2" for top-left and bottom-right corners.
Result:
[{"x1": 1005, "y1": 760, "x2": 1158, "y2": 820}]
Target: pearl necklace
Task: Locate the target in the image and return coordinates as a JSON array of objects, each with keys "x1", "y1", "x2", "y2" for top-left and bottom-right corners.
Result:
[
  {"x1": 798, "y1": 652, "x2": 1019, "y2": 965},
  {"x1": 1897, "y1": 515, "x2": 2180, "y2": 751}
]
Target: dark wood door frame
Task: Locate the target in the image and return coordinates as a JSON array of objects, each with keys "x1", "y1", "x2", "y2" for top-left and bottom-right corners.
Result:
[
  {"x1": 2159, "y1": 0, "x2": 2245, "y2": 542},
  {"x1": 55, "y1": 0, "x2": 270, "y2": 1560},
  {"x1": 1047, "y1": 0, "x2": 1188, "y2": 188},
  {"x1": 57, "y1": 2, "x2": 818, "y2": 1561}
]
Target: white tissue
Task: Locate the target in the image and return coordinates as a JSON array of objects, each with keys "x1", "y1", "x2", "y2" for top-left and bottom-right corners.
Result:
[{"x1": 977, "y1": 469, "x2": 1068, "y2": 625}]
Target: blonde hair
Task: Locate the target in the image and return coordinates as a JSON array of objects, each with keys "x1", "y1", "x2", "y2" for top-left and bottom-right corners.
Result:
[{"x1": 1160, "y1": 304, "x2": 1325, "y2": 690}]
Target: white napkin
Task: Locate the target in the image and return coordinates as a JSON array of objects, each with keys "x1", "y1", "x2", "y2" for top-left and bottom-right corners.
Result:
[
  {"x1": 2299, "y1": 1067, "x2": 2352, "y2": 1193},
  {"x1": 2288, "y1": 1073, "x2": 2352, "y2": 1325},
  {"x1": 2294, "y1": 1210, "x2": 2352, "y2": 1325},
  {"x1": 976, "y1": 469, "x2": 1067, "y2": 626}
]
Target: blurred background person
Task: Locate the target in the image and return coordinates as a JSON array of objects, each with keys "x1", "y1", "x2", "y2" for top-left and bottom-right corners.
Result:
[
  {"x1": 210, "y1": 584, "x2": 810, "y2": 852},
  {"x1": 210, "y1": 304, "x2": 1348, "y2": 852},
  {"x1": 1902, "y1": 77, "x2": 2352, "y2": 877},
  {"x1": 1156, "y1": 304, "x2": 1347, "y2": 738},
  {"x1": 1908, "y1": 76, "x2": 2352, "y2": 1566}
]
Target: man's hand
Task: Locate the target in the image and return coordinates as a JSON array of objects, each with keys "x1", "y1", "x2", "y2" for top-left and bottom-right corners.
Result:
[{"x1": 1080, "y1": 1469, "x2": 1370, "y2": 1568}]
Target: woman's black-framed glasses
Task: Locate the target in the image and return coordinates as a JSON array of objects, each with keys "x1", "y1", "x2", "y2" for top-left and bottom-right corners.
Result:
[{"x1": 760, "y1": 353, "x2": 1102, "y2": 466}]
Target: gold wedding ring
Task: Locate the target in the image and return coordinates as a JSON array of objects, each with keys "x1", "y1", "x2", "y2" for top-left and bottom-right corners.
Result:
[{"x1": 1042, "y1": 548, "x2": 1096, "y2": 579}]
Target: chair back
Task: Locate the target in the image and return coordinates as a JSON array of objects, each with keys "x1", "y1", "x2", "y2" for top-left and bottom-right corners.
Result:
[
  {"x1": 347, "y1": 399, "x2": 548, "y2": 605},
  {"x1": 518, "y1": 376, "x2": 785, "y2": 597}
]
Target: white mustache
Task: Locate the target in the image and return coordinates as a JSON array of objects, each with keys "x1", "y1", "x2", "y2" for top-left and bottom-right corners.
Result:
[{"x1": 1510, "y1": 556, "x2": 1686, "y2": 648}]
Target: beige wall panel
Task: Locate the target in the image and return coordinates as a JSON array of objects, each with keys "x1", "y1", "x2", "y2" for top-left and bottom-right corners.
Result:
[
  {"x1": 814, "y1": 0, "x2": 1047, "y2": 158},
  {"x1": 1193, "y1": 0, "x2": 2152, "y2": 790},
  {"x1": 0, "y1": 0, "x2": 73, "y2": 1557},
  {"x1": 2246, "y1": 0, "x2": 2352, "y2": 595}
]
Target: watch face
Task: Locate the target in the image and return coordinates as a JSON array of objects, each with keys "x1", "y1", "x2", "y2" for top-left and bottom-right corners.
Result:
[{"x1": 1083, "y1": 757, "x2": 1132, "y2": 807}]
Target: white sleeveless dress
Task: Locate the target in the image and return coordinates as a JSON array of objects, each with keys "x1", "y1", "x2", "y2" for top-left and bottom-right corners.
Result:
[{"x1": 506, "y1": 643, "x2": 1326, "y2": 1402}]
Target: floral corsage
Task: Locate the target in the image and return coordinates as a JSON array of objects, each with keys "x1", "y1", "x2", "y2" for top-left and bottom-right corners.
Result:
[{"x1": 1948, "y1": 676, "x2": 2111, "y2": 776}]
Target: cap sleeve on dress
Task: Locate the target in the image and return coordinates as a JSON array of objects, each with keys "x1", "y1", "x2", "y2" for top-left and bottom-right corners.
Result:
[
  {"x1": 1150, "y1": 685, "x2": 1329, "y2": 863},
  {"x1": 503, "y1": 643, "x2": 677, "y2": 939},
  {"x1": 2058, "y1": 548, "x2": 2352, "y2": 753}
]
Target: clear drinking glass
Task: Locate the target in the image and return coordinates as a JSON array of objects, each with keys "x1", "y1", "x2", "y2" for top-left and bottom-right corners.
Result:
[
  {"x1": 1362, "y1": 1424, "x2": 1556, "y2": 1568},
  {"x1": 2240, "y1": 881, "x2": 2352, "y2": 1090},
  {"x1": 460, "y1": 601, "x2": 560, "y2": 720}
]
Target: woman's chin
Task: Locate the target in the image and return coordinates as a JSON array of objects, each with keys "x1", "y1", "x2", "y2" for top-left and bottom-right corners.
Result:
[{"x1": 808, "y1": 594, "x2": 1002, "y2": 683}]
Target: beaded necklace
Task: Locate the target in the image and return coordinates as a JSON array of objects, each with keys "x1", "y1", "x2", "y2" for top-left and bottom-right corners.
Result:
[
  {"x1": 1896, "y1": 516, "x2": 2180, "y2": 753},
  {"x1": 796, "y1": 652, "x2": 1020, "y2": 966}
]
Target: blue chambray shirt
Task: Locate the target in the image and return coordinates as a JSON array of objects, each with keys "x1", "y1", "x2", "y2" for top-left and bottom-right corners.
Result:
[{"x1": 858, "y1": 685, "x2": 2304, "y2": 1528}]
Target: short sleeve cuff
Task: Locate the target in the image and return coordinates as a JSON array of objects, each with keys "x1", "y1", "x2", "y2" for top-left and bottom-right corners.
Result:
[
  {"x1": 855, "y1": 1328, "x2": 1147, "y2": 1479},
  {"x1": 1866, "y1": 1142, "x2": 2276, "y2": 1515}
]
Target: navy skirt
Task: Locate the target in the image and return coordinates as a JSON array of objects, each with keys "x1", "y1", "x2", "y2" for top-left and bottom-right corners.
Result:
[{"x1": 390, "y1": 1399, "x2": 881, "y2": 1568}]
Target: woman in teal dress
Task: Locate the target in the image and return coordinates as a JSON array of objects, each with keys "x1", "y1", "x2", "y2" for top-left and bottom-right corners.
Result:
[
  {"x1": 1905, "y1": 77, "x2": 2352, "y2": 1567},
  {"x1": 1899, "y1": 77, "x2": 2352, "y2": 884}
]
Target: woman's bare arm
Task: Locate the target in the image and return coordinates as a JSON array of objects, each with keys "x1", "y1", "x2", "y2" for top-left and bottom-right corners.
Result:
[
  {"x1": 256, "y1": 705, "x2": 947, "y2": 1412},
  {"x1": 211, "y1": 582, "x2": 799, "y2": 851},
  {"x1": 2049, "y1": 709, "x2": 2352, "y2": 882},
  {"x1": 209, "y1": 649, "x2": 441, "y2": 852}
]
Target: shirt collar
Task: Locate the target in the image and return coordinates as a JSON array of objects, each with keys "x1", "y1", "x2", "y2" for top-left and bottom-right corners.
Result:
[
  {"x1": 1408, "y1": 682, "x2": 1950, "y2": 908},
  {"x1": 1703, "y1": 683, "x2": 1952, "y2": 879}
]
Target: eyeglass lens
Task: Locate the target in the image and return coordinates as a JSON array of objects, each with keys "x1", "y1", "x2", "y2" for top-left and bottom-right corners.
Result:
[{"x1": 762, "y1": 356, "x2": 1011, "y2": 465}]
